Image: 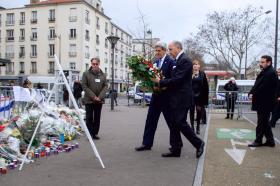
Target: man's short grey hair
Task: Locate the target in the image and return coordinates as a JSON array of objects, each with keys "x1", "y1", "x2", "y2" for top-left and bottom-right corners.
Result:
[
  {"x1": 171, "y1": 41, "x2": 183, "y2": 50},
  {"x1": 155, "y1": 42, "x2": 167, "y2": 51}
]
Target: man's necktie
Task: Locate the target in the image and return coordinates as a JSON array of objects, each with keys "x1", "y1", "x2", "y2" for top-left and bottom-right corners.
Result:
[{"x1": 157, "y1": 59, "x2": 161, "y2": 68}]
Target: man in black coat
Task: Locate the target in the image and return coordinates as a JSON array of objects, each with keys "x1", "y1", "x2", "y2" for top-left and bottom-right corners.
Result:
[
  {"x1": 270, "y1": 68, "x2": 280, "y2": 128},
  {"x1": 224, "y1": 77, "x2": 239, "y2": 119},
  {"x1": 248, "y1": 55, "x2": 278, "y2": 147},
  {"x1": 135, "y1": 42, "x2": 183, "y2": 151},
  {"x1": 152, "y1": 41, "x2": 204, "y2": 158}
]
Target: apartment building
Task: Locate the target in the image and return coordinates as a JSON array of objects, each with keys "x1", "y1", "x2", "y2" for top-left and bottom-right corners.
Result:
[
  {"x1": 0, "y1": 0, "x2": 132, "y2": 92},
  {"x1": 132, "y1": 38, "x2": 160, "y2": 60}
]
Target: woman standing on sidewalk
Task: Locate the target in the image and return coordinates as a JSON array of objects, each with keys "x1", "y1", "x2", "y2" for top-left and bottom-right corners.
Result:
[{"x1": 190, "y1": 59, "x2": 209, "y2": 134}]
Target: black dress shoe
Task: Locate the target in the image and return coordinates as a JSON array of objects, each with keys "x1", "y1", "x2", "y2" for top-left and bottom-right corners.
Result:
[
  {"x1": 248, "y1": 142, "x2": 262, "y2": 147},
  {"x1": 262, "y1": 141, "x2": 276, "y2": 147},
  {"x1": 135, "y1": 145, "x2": 151, "y2": 151},
  {"x1": 225, "y1": 117, "x2": 229, "y2": 119},
  {"x1": 161, "y1": 152, "x2": 181, "y2": 157},
  {"x1": 91, "y1": 135, "x2": 100, "y2": 140},
  {"x1": 196, "y1": 141, "x2": 205, "y2": 158}
]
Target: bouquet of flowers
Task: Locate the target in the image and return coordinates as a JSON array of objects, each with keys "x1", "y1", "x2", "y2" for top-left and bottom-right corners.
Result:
[{"x1": 127, "y1": 56, "x2": 161, "y2": 92}]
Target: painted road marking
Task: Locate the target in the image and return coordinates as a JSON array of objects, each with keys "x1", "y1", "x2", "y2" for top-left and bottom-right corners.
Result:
[{"x1": 217, "y1": 128, "x2": 255, "y2": 140}]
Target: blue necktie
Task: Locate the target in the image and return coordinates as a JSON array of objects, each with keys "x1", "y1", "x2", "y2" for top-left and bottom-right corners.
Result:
[{"x1": 157, "y1": 59, "x2": 161, "y2": 68}]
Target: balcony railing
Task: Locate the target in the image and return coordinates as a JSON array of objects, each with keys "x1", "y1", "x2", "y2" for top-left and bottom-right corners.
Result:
[
  {"x1": 30, "y1": 53, "x2": 37, "y2": 58},
  {"x1": 85, "y1": 36, "x2": 90, "y2": 41},
  {"x1": 85, "y1": 18, "x2": 90, "y2": 24},
  {"x1": 48, "y1": 35, "x2": 55, "y2": 40},
  {"x1": 19, "y1": 53, "x2": 25, "y2": 58},
  {"x1": 69, "y1": 35, "x2": 77, "y2": 40},
  {"x1": 19, "y1": 36, "x2": 25, "y2": 42},
  {"x1": 69, "y1": 16, "x2": 77, "y2": 22},
  {"x1": 19, "y1": 20, "x2": 25, "y2": 25},
  {"x1": 30, "y1": 69, "x2": 37, "y2": 74},
  {"x1": 19, "y1": 70, "x2": 25, "y2": 74},
  {"x1": 6, "y1": 37, "x2": 14, "y2": 42},
  {"x1": 30, "y1": 19, "x2": 37, "y2": 24},
  {"x1": 30, "y1": 36, "x2": 37, "y2": 41},
  {"x1": 69, "y1": 52, "x2": 77, "y2": 57},
  {"x1": 5, "y1": 71, "x2": 15, "y2": 75},
  {"x1": 48, "y1": 53, "x2": 54, "y2": 58},
  {"x1": 5, "y1": 53, "x2": 14, "y2": 59},
  {"x1": 6, "y1": 21, "x2": 15, "y2": 26},
  {"x1": 48, "y1": 69, "x2": 55, "y2": 74},
  {"x1": 48, "y1": 17, "x2": 55, "y2": 22},
  {"x1": 85, "y1": 53, "x2": 90, "y2": 59}
]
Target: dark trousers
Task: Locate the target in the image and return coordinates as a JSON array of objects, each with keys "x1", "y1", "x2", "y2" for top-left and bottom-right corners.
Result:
[
  {"x1": 85, "y1": 103, "x2": 103, "y2": 136},
  {"x1": 255, "y1": 111, "x2": 275, "y2": 143},
  {"x1": 190, "y1": 105, "x2": 202, "y2": 130},
  {"x1": 270, "y1": 103, "x2": 280, "y2": 127},
  {"x1": 142, "y1": 98, "x2": 183, "y2": 148},
  {"x1": 201, "y1": 106, "x2": 207, "y2": 124},
  {"x1": 170, "y1": 108, "x2": 203, "y2": 152},
  {"x1": 226, "y1": 98, "x2": 235, "y2": 118}
]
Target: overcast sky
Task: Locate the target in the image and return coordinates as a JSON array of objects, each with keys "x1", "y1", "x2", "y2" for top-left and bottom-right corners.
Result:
[{"x1": 0, "y1": 0, "x2": 277, "y2": 42}]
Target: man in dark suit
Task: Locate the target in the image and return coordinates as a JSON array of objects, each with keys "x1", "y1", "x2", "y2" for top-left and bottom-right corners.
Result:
[
  {"x1": 152, "y1": 41, "x2": 204, "y2": 158},
  {"x1": 135, "y1": 42, "x2": 183, "y2": 151},
  {"x1": 248, "y1": 55, "x2": 277, "y2": 147},
  {"x1": 270, "y1": 68, "x2": 280, "y2": 128}
]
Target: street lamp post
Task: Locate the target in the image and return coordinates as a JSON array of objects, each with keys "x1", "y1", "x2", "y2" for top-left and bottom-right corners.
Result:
[
  {"x1": 127, "y1": 72, "x2": 130, "y2": 106},
  {"x1": 147, "y1": 30, "x2": 152, "y2": 61},
  {"x1": 107, "y1": 35, "x2": 120, "y2": 110},
  {"x1": 244, "y1": 10, "x2": 272, "y2": 79},
  {"x1": 275, "y1": 0, "x2": 279, "y2": 69}
]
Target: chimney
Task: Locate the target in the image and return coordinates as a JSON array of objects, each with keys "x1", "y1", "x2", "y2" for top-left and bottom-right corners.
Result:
[{"x1": 30, "y1": 0, "x2": 40, "y2": 4}]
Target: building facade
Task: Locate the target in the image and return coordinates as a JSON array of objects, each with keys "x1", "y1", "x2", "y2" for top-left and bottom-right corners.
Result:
[{"x1": 0, "y1": 0, "x2": 132, "y2": 92}]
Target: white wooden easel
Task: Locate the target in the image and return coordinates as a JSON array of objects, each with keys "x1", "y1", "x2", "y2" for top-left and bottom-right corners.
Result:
[{"x1": 19, "y1": 55, "x2": 105, "y2": 171}]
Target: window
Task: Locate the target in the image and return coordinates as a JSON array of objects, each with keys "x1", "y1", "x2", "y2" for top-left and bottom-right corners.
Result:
[
  {"x1": 69, "y1": 44, "x2": 76, "y2": 57},
  {"x1": 19, "y1": 46, "x2": 25, "y2": 58},
  {"x1": 85, "y1": 30, "x2": 90, "y2": 41},
  {"x1": 105, "y1": 67, "x2": 107, "y2": 76},
  {"x1": 20, "y1": 12, "x2": 25, "y2": 25},
  {"x1": 31, "y1": 62, "x2": 37, "y2": 73},
  {"x1": 121, "y1": 33, "x2": 123, "y2": 41},
  {"x1": 6, "y1": 13, "x2": 14, "y2": 25},
  {"x1": 96, "y1": 35, "x2": 100, "y2": 45},
  {"x1": 31, "y1": 45, "x2": 37, "y2": 57},
  {"x1": 96, "y1": 49, "x2": 99, "y2": 57},
  {"x1": 6, "y1": 45, "x2": 14, "y2": 59},
  {"x1": 115, "y1": 69, "x2": 118, "y2": 78},
  {"x1": 48, "y1": 61, "x2": 54, "y2": 74},
  {"x1": 105, "y1": 52, "x2": 108, "y2": 63},
  {"x1": 31, "y1": 28, "x2": 37, "y2": 41},
  {"x1": 105, "y1": 39, "x2": 108, "y2": 48},
  {"x1": 6, "y1": 62, "x2": 14, "y2": 74},
  {"x1": 6, "y1": 29, "x2": 14, "y2": 41},
  {"x1": 0, "y1": 14, "x2": 2, "y2": 26},
  {"x1": 49, "y1": 44, "x2": 55, "y2": 57},
  {"x1": 49, "y1": 27, "x2": 55, "y2": 39},
  {"x1": 31, "y1": 11, "x2": 37, "y2": 23},
  {"x1": 69, "y1": 8, "x2": 77, "y2": 22},
  {"x1": 70, "y1": 62, "x2": 76, "y2": 70},
  {"x1": 18, "y1": 29, "x2": 25, "y2": 42},
  {"x1": 49, "y1": 9, "x2": 55, "y2": 22},
  {"x1": 116, "y1": 29, "x2": 118, "y2": 37},
  {"x1": 96, "y1": 16, "x2": 100, "y2": 29},
  {"x1": 20, "y1": 62, "x2": 25, "y2": 73},
  {"x1": 85, "y1": 63, "x2": 89, "y2": 70},
  {"x1": 105, "y1": 22, "x2": 108, "y2": 34},
  {"x1": 85, "y1": 10, "x2": 90, "y2": 24},
  {"x1": 69, "y1": 29, "x2": 76, "y2": 39},
  {"x1": 85, "y1": 46, "x2": 89, "y2": 58}
]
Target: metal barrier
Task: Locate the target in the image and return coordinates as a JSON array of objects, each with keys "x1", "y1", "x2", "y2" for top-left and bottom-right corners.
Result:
[{"x1": 208, "y1": 91, "x2": 254, "y2": 119}]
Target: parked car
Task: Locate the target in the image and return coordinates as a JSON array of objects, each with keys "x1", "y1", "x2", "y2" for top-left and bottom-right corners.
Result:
[
  {"x1": 126, "y1": 87, "x2": 135, "y2": 98},
  {"x1": 133, "y1": 82, "x2": 152, "y2": 104}
]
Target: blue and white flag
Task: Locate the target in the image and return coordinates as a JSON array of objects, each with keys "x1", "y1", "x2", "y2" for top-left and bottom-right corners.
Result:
[{"x1": 0, "y1": 97, "x2": 14, "y2": 120}]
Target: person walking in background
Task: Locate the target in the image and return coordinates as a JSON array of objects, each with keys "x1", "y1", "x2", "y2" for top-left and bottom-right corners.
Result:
[
  {"x1": 248, "y1": 55, "x2": 277, "y2": 148},
  {"x1": 135, "y1": 42, "x2": 182, "y2": 151},
  {"x1": 224, "y1": 77, "x2": 239, "y2": 119},
  {"x1": 73, "y1": 80, "x2": 83, "y2": 108},
  {"x1": 82, "y1": 57, "x2": 107, "y2": 140},
  {"x1": 189, "y1": 59, "x2": 209, "y2": 134},
  {"x1": 270, "y1": 68, "x2": 280, "y2": 128},
  {"x1": 151, "y1": 41, "x2": 204, "y2": 158},
  {"x1": 110, "y1": 89, "x2": 118, "y2": 106}
]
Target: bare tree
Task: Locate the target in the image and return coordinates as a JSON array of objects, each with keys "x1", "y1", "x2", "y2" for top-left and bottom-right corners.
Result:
[
  {"x1": 195, "y1": 6, "x2": 271, "y2": 78},
  {"x1": 183, "y1": 37, "x2": 205, "y2": 66}
]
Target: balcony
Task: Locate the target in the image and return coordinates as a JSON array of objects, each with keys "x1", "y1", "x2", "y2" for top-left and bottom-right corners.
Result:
[
  {"x1": 96, "y1": 40, "x2": 100, "y2": 45},
  {"x1": 85, "y1": 36, "x2": 90, "y2": 41},
  {"x1": 48, "y1": 53, "x2": 54, "y2": 58},
  {"x1": 19, "y1": 36, "x2": 25, "y2": 42},
  {"x1": 30, "y1": 36, "x2": 37, "y2": 41},
  {"x1": 5, "y1": 53, "x2": 14, "y2": 59},
  {"x1": 85, "y1": 18, "x2": 90, "y2": 24},
  {"x1": 19, "y1": 53, "x2": 25, "y2": 58},
  {"x1": 48, "y1": 17, "x2": 55, "y2": 23},
  {"x1": 48, "y1": 35, "x2": 55, "y2": 40},
  {"x1": 19, "y1": 70, "x2": 25, "y2": 74},
  {"x1": 5, "y1": 71, "x2": 15, "y2": 75},
  {"x1": 69, "y1": 52, "x2": 77, "y2": 57},
  {"x1": 48, "y1": 69, "x2": 55, "y2": 74},
  {"x1": 30, "y1": 53, "x2": 37, "y2": 58},
  {"x1": 31, "y1": 19, "x2": 37, "y2": 24},
  {"x1": 69, "y1": 35, "x2": 77, "y2": 40},
  {"x1": 85, "y1": 53, "x2": 90, "y2": 59},
  {"x1": 6, "y1": 21, "x2": 15, "y2": 26},
  {"x1": 30, "y1": 69, "x2": 37, "y2": 74},
  {"x1": 6, "y1": 37, "x2": 14, "y2": 42},
  {"x1": 69, "y1": 16, "x2": 77, "y2": 22},
  {"x1": 19, "y1": 20, "x2": 25, "y2": 25}
]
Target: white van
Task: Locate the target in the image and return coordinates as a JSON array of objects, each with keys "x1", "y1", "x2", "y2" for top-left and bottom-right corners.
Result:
[
  {"x1": 212, "y1": 79, "x2": 255, "y2": 105},
  {"x1": 133, "y1": 82, "x2": 153, "y2": 104}
]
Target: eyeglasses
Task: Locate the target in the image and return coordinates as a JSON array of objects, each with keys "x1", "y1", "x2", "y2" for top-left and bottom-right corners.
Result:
[{"x1": 92, "y1": 63, "x2": 99, "y2": 66}]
